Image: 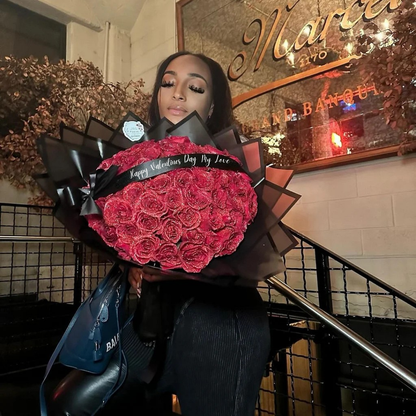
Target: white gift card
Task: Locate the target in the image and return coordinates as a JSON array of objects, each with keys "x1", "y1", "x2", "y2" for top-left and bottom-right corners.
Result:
[{"x1": 122, "y1": 120, "x2": 145, "y2": 142}]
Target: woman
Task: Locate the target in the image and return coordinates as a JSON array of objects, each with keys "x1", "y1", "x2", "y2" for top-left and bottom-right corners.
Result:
[{"x1": 48, "y1": 51, "x2": 270, "y2": 416}]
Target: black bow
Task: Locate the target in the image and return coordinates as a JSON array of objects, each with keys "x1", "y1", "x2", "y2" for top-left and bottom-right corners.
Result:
[{"x1": 79, "y1": 165, "x2": 119, "y2": 216}]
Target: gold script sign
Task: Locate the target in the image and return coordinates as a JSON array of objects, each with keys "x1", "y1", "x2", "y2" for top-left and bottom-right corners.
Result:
[{"x1": 229, "y1": 0, "x2": 401, "y2": 108}]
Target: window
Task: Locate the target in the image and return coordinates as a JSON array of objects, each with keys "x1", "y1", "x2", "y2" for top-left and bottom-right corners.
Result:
[{"x1": 0, "y1": 0, "x2": 66, "y2": 62}]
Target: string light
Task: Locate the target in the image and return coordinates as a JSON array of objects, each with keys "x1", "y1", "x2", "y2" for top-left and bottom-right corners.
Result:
[
  {"x1": 345, "y1": 43, "x2": 354, "y2": 54},
  {"x1": 283, "y1": 40, "x2": 289, "y2": 51}
]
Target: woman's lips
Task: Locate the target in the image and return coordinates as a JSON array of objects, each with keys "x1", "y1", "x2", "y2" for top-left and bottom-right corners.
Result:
[{"x1": 168, "y1": 106, "x2": 187, "y2": 116}]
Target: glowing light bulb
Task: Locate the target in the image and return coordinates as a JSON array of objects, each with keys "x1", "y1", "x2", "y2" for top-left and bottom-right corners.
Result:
[
  {"x1": 382, "y1": 19, "x2": 389, "y2": 30},
  {"x1": 287, "y1": 53, "x2": 295, "y2": 66},
  {"x1": 376, "y1": 32, "x2": 384, "y2": 42},
  {"x1": 283, "y1": 40, "x2": 289, "y2": 51},
  {"x1": 331, "y1": 132, "x2": 342, "y2": 148},
  {"x1": 345, "y1": 43, "x2": 354, "y2": 54}
]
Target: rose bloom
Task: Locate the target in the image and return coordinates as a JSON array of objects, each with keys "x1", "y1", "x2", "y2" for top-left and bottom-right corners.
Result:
[
  {"x1": 139, "y1": 190, "x2": 167, "y2": 216},
  {"x1": 103, "y1": 198, "x2": 133, "y2": 226},
  {"x1": 156, "y1": 242, "x2": 181, "y2": 270},
  {"x1": 164, "y1": 187, "x2": 184, "y2": 211},
  {"x1": 101, "y1": 225, "x2": 118, "y2": 245},
  {"x1": 205, "y1": 231, "x2": 223, "y2": 255},
  {"x1": 116, "y1": 222, "x2": 139, "y2": 238},
  {"x1": 122, "y1": 183, "x2": 144, "y2": 205},
  {"x1": 183, "y1": 185, "x2": 211, "y2": 210},
  {"x1": 160, "y1": 217, "x2": 182, "y2": 243},
  {"x1": 147, "y1": 174, "x2": 171, "y2": 194},
  {"x1": 179, "y1": 242, "x2": 214, "y2": 273},
  {"x1": 131, "y1": 235, "x2": 161, "y2": 264},
  {"x1": 135, "y1": 211, "x2": 161, "y2": 235},
  {"x1": 176, "y1": 207, "x2": 201, "y2": 229},
  {"x1": 174, "y1": 170, "x2": 194, "y2": 188},
  {"x1": 219, "y1": 232, "x2": 245, "y2": 256},
  {"x1": 212, "y1": 188, "x2": 228, "y2": 210},
  {"x1": 183, "y1": 228, "x2": 206, "y2": 245}
]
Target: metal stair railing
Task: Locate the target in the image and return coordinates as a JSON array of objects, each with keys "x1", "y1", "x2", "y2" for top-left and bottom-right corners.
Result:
[
  {"x1": 268, "y1": 276, "x2": 416, "y2": 393},
  {"x1": 255, "y1": 225, "x2": 416, "y2": 416}
]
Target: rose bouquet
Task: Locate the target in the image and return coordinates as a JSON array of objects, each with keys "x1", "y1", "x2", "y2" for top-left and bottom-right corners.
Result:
[{"x1": 35, "y1": 112, "x2": 300, "y2": 285}]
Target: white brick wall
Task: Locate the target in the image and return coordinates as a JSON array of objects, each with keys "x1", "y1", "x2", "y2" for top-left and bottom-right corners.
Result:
[
  {"x1": 284, "y1": 154, "x2": 416, "y2": 317},
  {"x1": 130, "y1": 0, "x2": 176, "y2": 92}
]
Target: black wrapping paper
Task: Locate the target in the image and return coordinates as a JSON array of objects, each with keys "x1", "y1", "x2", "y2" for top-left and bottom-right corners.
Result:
[{"x1": 35, "y1": 111, "x2": 301, "y2": 285}]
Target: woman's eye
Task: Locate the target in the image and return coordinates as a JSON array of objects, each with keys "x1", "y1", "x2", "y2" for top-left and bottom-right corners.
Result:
[
  {"x1": 189, "y1": 85, "x2": 205, "y2": 94},
  {"x1": 161, "y1": 81, "x2": 174, "y2": 88}
]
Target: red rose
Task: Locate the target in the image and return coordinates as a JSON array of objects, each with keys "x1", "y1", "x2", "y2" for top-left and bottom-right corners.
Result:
[
  {"x1": 216, "y1": 227, "x2": 233, "y2": 245},
  {"x1": 184, "y1": 185, "x2": 211, "y2": 210},
  {"x1": 212, "y1": 188, "x2": 228, "y2": 210},
  {"x1": 217, "y1": 170, "x2": 231, "y2": 188},
  {"x1": 141, "y1": 143, "x2": 161, "y2": 160},
  {"x1": 123, "y1": 183, "x2": 144, "y2": 205},
  {"x1": 198, "y1": 144, "x2": 221, "y2": 154},
  {"x1": 97, "y1": 159, "x2": 113, "y2": 170},
  {"x1": 194, "y1": 169, "x2": 215, "y2": 190},
  {"x1": 101, "y1": 225, "x2": 118, "y2": 245},
  {"x1": 139, "y1": 190, "x2": 167, "y2": 216},
  {"x1": 167, "y1": 136, "x2": 190, "y2": 145},
  {"x1": 164, "y1": 187, "x2": 184, "y2": 211},
  {"x1": 176, "y1": 207, "x2": 201, "y2": 229},
  {"x1": 183, "y1": 228, "x2": 205, "y2": 245},
  {"x1": 198, "y1": 207, "x2": 211, "y2": 231},
  {"x1": 174, "y1": 170, "x2": 193, "y2": 188},
  {"x1": 227, "y1": 196, "x2": 245, "y2": 213},
  {"x1": 120, "y1": 153, "x2": 141, "y2": 169},
  {"x1": 131, "y1": 235, "x2": 161, "y2": 264},
  {"x1": 116, "y1": 222, "x2": 139, "y2": 238},
  {"x1": 180, "y1": 142, "x2": 199, "y2": 154},
  {"x1": 209, "y1": 208, "x2": 226, "y2": 231},
  {"x1": 114, "y1": 236, "x2": 134, "y2": 260},
  {"x1": 147, "y1": 174, "x2": 171, "y2": 194},
  {"x1": 205, "y1": 231, "x2": 223, "y2": 255},
  {"x1": 219, "y1": 232, "x2": 245, "y2": 256},
  {"x1": 103, "y1": 198, "x2": 133, "y2": 226},
  {"x1": 156, "y1": 243, "x2": 181, "y2": 270},
  {"x1": 160, "y1": 217, "x2": 182, "y2": 243},
  {"x1": 179, "y1": 242, "x2": 213, "y2": 273},
  {"x1": 247, "y1": 189, "x2": 258, "y2": 221},
  {"x1": 135, "y1": 211, "x2": 161, "y2": 235},
  {"x1": 159, "y1": 138, "x2": 182, "y2": 157}
]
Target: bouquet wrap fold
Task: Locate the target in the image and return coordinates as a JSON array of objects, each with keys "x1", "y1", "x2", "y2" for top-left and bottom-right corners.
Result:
[{"x1": 35, "y1": 112, "x2": 301, "y2": 286}]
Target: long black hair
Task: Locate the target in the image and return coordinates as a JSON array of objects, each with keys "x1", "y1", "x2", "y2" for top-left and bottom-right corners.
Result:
[{"x1": 148, "y1": 51, "x2": 234, "y2": 135}]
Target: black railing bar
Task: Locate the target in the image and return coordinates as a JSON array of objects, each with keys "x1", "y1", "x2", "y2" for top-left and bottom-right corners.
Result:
[
  {"x1": 268, "y1": 276, "x2": 416, "y2": 393},
  {"x1": 268, "y1": 288, "x2": 394, "y2": 296},
  {"x1": 285, "y1": 267, "x2": 319, "y2": 271},
  {"x1": 0, "y1": 236, "x2": 77, "y2": 243},
  {"x1": 335, "y1": 315, "x2": 416, "y2": 324},
  {"x1": 287, "y1": 227, "x2": 416, "y2": 308},
  {"x1": 254, "y1": 406, "x2": 274, "y2": 416},
  {"x1": 0, "y1": 202, "x2": 53, "y2": 209},
  {"x1": 272, "y1": 371, "x2": 325, "y2": 384},
  {"x1": 371, "y1": 342, "x2": 416, "y2": 349},
  {"x1": 273, "y1": 392, "x2": 326, "y2": 407},
  {"x1": 337, "y1": 382, "x2": 416, "y2": 402},
  {"x1": 278, "y1": 352, "x2": 322, "y2": 361}
]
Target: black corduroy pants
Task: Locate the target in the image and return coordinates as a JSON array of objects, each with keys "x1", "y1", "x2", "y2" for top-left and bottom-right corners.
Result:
[{"x1": 48, "y1": 284, "x2": 271, "y2": 416}]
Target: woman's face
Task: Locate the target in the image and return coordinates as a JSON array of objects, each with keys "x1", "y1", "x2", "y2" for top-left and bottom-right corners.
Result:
[{"x1": 158, "y1": 55, "x2": 213, "y2": 124}]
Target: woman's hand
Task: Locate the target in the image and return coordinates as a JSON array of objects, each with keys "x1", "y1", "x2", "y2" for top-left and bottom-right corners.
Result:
[
  {"x1": 128, "y1": 267, "x2": 143, "y2": 296},
  {"x1": 128, "y1": 266, "x2": 187, "y2": 295}
]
